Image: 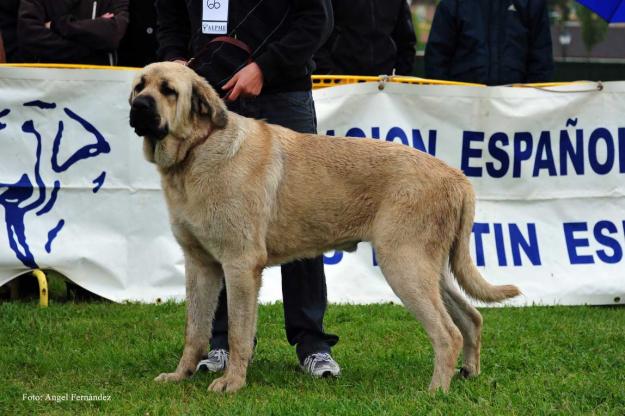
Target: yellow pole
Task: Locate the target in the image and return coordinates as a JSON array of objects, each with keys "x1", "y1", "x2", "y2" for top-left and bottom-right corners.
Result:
[{"x1": 31, "y1": 269, "x2": 48, "y2": 307}]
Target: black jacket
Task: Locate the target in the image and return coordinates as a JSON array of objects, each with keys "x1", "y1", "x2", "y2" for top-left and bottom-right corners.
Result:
[
  {"x1": 314, "y1": 0, "x2": 416, "y2": 76},
  {"x1": 117, "y1": 0, "x2": 158, "y2": 67},
  {"x1": 424, "y1": 0, "x2": 553, "y2": 85},
  {"x1": 155, "y1": 0, "x2": 333, "y2": 93},
  {"x1": 17, "y1": 0, "x2": 129, "y2": 65},
  {"x1": 0, "y1": 0, "x2": 19, "y2": 61}
]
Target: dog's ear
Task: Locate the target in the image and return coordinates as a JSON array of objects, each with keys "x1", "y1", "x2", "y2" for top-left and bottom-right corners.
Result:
[{"x1": 191, "y1": 77, "x2": 228, "y2": 129}]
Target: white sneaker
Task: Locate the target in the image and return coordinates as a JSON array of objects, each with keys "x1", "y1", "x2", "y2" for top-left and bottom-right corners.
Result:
[
  {"x1": 300, "y1": 352, "x2": 341, "y2": 378},
  {"x1": 196, "y1": 349, "x2": 228, "y2": 373}
]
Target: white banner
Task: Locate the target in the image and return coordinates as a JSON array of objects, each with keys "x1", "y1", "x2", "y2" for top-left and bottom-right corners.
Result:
[{"x1": 0, "y1": 67, "x2": 623, "y2": 305}]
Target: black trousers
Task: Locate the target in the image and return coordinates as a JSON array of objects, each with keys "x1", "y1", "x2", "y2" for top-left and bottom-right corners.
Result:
[{"x1": 209, "y1": 91, "x2": 339, "y2": 362}]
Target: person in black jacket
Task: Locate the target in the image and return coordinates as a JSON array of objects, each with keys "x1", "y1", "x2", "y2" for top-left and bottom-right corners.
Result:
[
  {"x1": 156, "y1": 0, "x2": 342, "y2": 378},
  {"x1": 117, "y1": 0, "x2": 158, "y2": 67},
  {"x1": 17, "y1": 0, "x2": 128, "y2": 65},
  {"x1": 0, "y1": 0, "x2": 19, "y2": 62},
  {"x1": 315, "y1": 0, "x2": 416, "y2": 76},
  {"x1": 425, "y1": 0, "x2": 554, "y2": 85}
]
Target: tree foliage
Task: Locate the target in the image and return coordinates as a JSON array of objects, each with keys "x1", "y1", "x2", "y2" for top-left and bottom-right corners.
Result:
[{"x1": 577, "y1": 4, "x2": 609, "y2": 57}]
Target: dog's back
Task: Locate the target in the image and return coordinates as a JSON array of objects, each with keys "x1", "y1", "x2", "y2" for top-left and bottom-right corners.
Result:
[{"x1": 264, "y1": 129, "x2": 467, "y2": 263}]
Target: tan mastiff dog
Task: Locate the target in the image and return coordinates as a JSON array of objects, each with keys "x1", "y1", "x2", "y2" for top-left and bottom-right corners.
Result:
[{"x1": 128, "y1": 62, "x2": 520, "y2": 393}]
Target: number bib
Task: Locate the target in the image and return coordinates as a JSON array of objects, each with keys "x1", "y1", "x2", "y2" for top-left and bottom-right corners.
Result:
[{"x1": 202, "y1": 0, "x2": 229, "y2": 34}]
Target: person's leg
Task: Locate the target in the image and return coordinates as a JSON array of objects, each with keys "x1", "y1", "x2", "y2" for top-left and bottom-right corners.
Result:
[
  {"x1": 255, "y1": 91, "x2": 339, "y2": 365},
  {"x1": 281, "y1": 257, "x2": 339, "y2": 362},
  {"x1": 209, "y1": 287, "x2": 229, "y2": 350}
]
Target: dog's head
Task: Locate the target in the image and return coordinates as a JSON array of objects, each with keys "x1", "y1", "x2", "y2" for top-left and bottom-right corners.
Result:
[{"x1": 129, "y1": 62, "x2": 228, "y2": 168}]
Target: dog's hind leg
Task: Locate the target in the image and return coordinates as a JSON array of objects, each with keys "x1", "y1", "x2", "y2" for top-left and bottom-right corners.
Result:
[
  {"x1": 441, "y1": 269, "x2": 482, "y2": 378},
  {"x1": 376, "y1": 245, "x2": 462, "y2": 393},
  {"x1": 208, "y1": 257, "x2": 264, "y2": 393},
  {"x1": 155, "y1": 253, "x2": 224, "y2": 383}
]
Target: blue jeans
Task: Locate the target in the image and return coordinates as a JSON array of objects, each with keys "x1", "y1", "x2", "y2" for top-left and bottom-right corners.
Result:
[{"x1": 210, "y1": 90, "x2": 339, "y2": 363}]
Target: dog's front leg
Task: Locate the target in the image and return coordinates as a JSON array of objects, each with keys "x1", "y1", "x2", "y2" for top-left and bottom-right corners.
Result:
[
  {"x1": 208, "y1": 259, "x2": 262, "y2": 393},
  {"x1": 155, "y1": 256, "x2": 224, "y2": 383}
]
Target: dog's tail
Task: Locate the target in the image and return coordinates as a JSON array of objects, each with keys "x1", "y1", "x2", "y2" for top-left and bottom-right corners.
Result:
[{"x1": 449, "y1": 183, "x2": 521, "y2": 303}]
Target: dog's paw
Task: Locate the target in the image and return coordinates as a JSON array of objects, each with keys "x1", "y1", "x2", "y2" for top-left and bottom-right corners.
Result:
[
  {"x1": 154, "y1": 372, "x2": 187, "y2": 383},
  {"x1": 427, "y1": 382, "x2": 450, "y2": 394},
  {"x1": 458, "y1": 366, "x2": 479, "y2": 379},
  {"x1": 208, "y1": 375, "x2": 246, "y2": 393}
]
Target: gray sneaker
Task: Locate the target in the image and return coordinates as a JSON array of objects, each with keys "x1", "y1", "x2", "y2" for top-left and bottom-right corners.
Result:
[
  {"x1": 196, "y1": 349, "x2": 228, "y2": 373},
  {"x1": 300, "y1": 352, "x2": 341, "y2": 378}
]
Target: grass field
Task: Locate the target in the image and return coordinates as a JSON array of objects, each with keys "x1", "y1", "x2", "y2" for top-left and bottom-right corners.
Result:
[{"x1": 1, "y1": 300, "x2": 624, "y2": 415}]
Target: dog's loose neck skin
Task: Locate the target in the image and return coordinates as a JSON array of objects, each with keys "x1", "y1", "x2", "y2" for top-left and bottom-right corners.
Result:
[
  {"x1": 153, "y1": 130, "x2": 212, "y2": 174},
  {"x1": 148, "y1": 113, "x2": 251, "y2": 204},
  {"x1": 148, "y1": 115, "x2": 226, "y2": 173}
]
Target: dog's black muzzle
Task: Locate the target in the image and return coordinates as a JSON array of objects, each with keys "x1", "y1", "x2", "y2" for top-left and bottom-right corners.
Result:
[{"x1": 129, "y1": 95, "x2": 167, "y2": 140}]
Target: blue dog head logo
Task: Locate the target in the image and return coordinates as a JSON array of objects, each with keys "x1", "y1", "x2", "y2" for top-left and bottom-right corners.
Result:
[{"x1": 0, "y1": 100, "x2": 110, "y2": 269}]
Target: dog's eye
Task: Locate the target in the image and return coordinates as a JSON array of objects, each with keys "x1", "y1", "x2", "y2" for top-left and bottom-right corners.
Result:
[
  {"x1": 134, "y1": 82, "x2": 144, "y2": 93},
  {"x1": 160, "y1": 82, "x2": 177, "y2": 97}
]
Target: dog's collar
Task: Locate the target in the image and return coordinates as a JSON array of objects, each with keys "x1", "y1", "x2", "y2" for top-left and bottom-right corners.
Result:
[
  {"x1": 192, "y1": 127, "x2": 213, "y2": 149},
  {"x1": 161, "y1": 126, "x2": 215, "y2": 174},
  {"x1": 180, "y1": 127, "x2": 213, "y2": 163}
]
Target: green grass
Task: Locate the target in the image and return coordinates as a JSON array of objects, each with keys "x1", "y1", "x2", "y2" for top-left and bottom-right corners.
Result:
[{"x1": 1, "y1": 302, "x2": 624, "y2": 415}]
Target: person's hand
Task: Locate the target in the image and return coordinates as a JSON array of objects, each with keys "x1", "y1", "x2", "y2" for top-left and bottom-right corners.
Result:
[
  {"x1": 222, "y1": 62, "x2": 264, "y2": 101},
  {"x1": 44, "y1": 21, "x2": 51, "y2": 29},
  {"x1": 101, "y1": 12, "x2": 115, "y2": 19}
]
